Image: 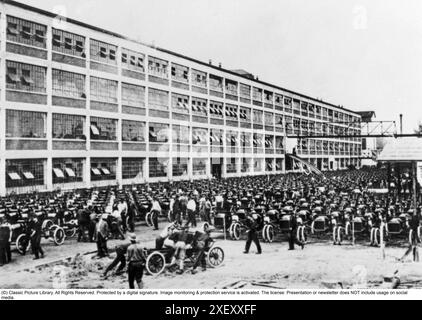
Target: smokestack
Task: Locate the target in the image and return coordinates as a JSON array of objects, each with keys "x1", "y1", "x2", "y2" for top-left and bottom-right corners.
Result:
[
  {"x1": 218, "y1": 62, "x2": 222, "y2": 68},
  {"x1": 400, "y1": 114, "x2": 403, "y2": 134},
  {"x1": 209, "y1": 59, "x2": 212, "y2": 65}
]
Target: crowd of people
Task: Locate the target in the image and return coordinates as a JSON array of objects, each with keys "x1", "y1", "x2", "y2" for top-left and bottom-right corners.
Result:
[{"x1": 1, "y1": 166, "x2": 421, "y2": 288}]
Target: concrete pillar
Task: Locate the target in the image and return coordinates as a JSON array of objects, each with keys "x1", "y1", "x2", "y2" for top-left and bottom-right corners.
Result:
[{"x1": 0, "y1": 9, "x2": 7, "y2": 196}]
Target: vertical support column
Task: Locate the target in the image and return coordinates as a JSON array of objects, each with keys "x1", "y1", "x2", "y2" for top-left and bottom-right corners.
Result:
[
  {"x1": 85, "y1": 157, "x2": 90, "y2": 189},
  {"x1": 46, "y1": 23, "x2": 53, "y2": 191},
  {"x1": 0, "y1": 8, "x2": 7, "y2": 196},
  {"x1": 116, "y1": 44, "x2": 123, "y2": 188},
  {"x1": 85, "y1": 36, "x2": 91, "y2": 188}
]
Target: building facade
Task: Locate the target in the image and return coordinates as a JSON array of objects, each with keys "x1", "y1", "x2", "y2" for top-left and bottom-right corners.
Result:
[{"x1": 0, "y1": 0, "x2": 362, "y2": 196}]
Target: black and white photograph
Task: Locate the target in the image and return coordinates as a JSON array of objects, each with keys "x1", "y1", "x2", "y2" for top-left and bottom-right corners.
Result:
[{"x1": 0, "y1": 0, "x2": 421, "y2": 298}]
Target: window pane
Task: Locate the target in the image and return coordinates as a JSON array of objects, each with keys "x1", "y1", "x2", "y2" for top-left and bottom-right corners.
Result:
[
  {"x1": 122, "y1": 120, "x2": 145, "y2": 142},
  {"x1": 90, "y1": 117, "x2": 117, "y2": 140},
  {"x1": 53, "y1": 113, "x2": 85, "y2": 139},
  {"x1": 52, "y1": 69, "x2": 85, "y2": 98},
  {"x1": 6, "y1": 60, "x2": 46, "y2": 93},
  {"x1": 7, "y1": 15, "x2": 47, "y2": 48},
  {"x1": 6, "y1": 110, "x2": 46, "y2": 138}
]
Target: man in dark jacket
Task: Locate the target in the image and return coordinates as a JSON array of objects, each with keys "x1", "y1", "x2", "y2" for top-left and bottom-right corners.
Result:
[
  {"x1": 0, "y1": 218, "x2": 11, "y2": 266},
  {"x1": 172, "y1": 195, "x2": 182, "y2": 225},
  {"x1": 29, "y1": 216, "x2": 45, "y2": 260},
  {"x1": 289, "y1": 214, "x2": 304, "y2": 250},
  {"x1": 243, "y1": 214, "x2": 262, "y2": 255},
  {"x1": 103, "y1": 240, "x2": 131, "y2": 277},
  {"x1": 191, "y1": 225, "x2": 212, "y2": 274},
  {"x1": 95, "y1": 214, "x2": 110, "y2": 258}
]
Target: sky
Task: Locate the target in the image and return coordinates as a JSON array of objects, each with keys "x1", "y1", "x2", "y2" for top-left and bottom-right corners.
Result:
[{"x1": 19, "y1": 0, "x2": 422, "y2": 133}]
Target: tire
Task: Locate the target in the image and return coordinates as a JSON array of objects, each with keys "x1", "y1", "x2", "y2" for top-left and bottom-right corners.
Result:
[
  {"x1": 311, "y1": 221, "x2": 315, "y2": 234},
  {"x1": 231, "y1": 223, "x2": 241, "y2": 241},
  {"x1": 337, "y1": 227, "x2": 343, "y2": 244},
  {"x1": 65, "y1": 227, "x2": 77, "y2": 238},
  {"x1": 229, "y1": 223, "x2": 235, "y2": 239},
  {"x1": 16, "y1": 234, "x2": 30, "y2": 255},
  {"x1": 42, "y1": 220, "x2": 54, "y2": 239},
  {"x1": 207, "y1": 246, "x2": 225, "y2": 268},
  {"x1": 296, "y1": 227, "x2": 301, "y2": 243},
  {"x1": 145, "y1": 212, "x2": 153, "y2": 227},
  {"x1": 145, "y1": 251, "x2": 166, "y2": 276},
  {"x1": 53, "y1": 226, "x2": 66, "y2": 246},
  {"x1": 203, "y1": 222, "x2": 210, "y2": 233},
  {"x1": 370, "y1": 228, "x2": 375, "y2": 246},
  {"x1": 375, "y1": 228, "x2": 381, "y2": 246},
  {"x1": 262, "y1": 225, "x2": 268, "y2": 242},
  {"x1": 266, "y1": 225, "x2": 274, "y2": 243},
  {"x1": 418, "y1": 226, "x2": 422, "y2": 243}
]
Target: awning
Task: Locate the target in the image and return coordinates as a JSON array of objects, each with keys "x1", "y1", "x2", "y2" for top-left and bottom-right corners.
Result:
[
  {"x1": 378, "y1": 137, "x2": 422, "y2": 162},
  {"x1": 7, "y1": 26, "x2": 20, "y2": 35},
  {"x1": 23, "y1": 171, "x2": 34, "y2": 180},
  {"x1": 91, "y1": 168, "x2": 101, "y2": 176},
  {"x1": 53, "y1": 168, "x2": 65, "y2": 178},
  {"x1": 101, "y1": 168, "x2": 111, "y2": 175},
  {"x1": 90, "y1": 125, "x2": 100, "y2": 136},
  {"x1": 8, "y1": 172, "x2": 21, "y2": 181},
  {"x1": 65, "y1": 168, "x2": 76, "y2": 177}
]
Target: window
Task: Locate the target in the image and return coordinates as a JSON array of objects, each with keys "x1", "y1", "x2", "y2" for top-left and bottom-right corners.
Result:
[
  {"x1": 173, "y1": 158, "x2": 189, "y2": 177},
  {"x1": 171, "y1": 93, "x2": 190, "y2": 113},
  {"x1": 52, "y1": 69, "x2": 85, "y2": 98},
  {"x1": 264, "y1": 91, "x2": 273, "y2": 103},
  {"x1": 7, "y1": 16, "x2": 47, "y2": 48},
  {"x1": 276, "y1": 136, "x2": 284, "y2": 151},
  {"x1": 6, "y1": 159, "x2": 45, "y2": 189},
  {"x1": 90, "y1": 77, "x2": 118, "y2": 103},
  {"x1": 225, "y1": 104, "x2": 238, "y2": 119},
  {"x1": 121, "y1": 48, "x2": 145, "y2": 72},
  {"x1": 52, "y1": 28, "x2": 85, "y2": 57},
  {"x1": 193, "y1": 159, "x2": 206, "y2": 176},
  {"x1": 226, "y1": 158, "x2": 237, "y2": 174},
  {"x1": 284, "y1": 97, "x2": 292, "y2": 107},
  {"x1": 239, "y1": 107, "x2": 251, "y2": 121},
  {"x1": 253, "y1": 87, "x2": 263, "y2": 101},
  {"x1": 241, "y1": 158, "x2": 251, "y2": 173},
  {"x1": 53, "y1": 114, "x2": 85, "y2": 140},
  {"x1": 253, "y1": 110, "x2": 263, "y2": 124},
  {"x1": 225, "y1": 80, "x2": 238, "y2": 95},
  {"x1": 265, "y1": 135, "x2": 274, "y2": 149},
  {"x1": 90, "y1": 117, "x2": 117, "y2": 141},
  {"x1": 90, "y1": 39, "x2": 117, "y2": 64},
  {"x1": 192, "y1": 97, "x2": 207, "y2": 115},
  {"x1": 265, "y1": 112, "x2": 274, "y2": 126},
  {"x1": 210, "y1": 129, "x2": 224, "y2": 146},
  {"x1": 122, "y1": 83, "x2": 145, "y2": 107},
  {"x1": 241, "y1": 132, "x2": 252, "y2": 148},
  {"x1": 122, "y1": 120, "x2": 145, "y2": 142},
  {"x1": 226, "y1": 131, "x2": 238, "y2": 148},
  {"x1": 122, "y1": 158, "x2": 145, "y2": 180},
  {"x1": 275, "y1": 114, "x2": 283, "y2": 126},
  {"x1": 192, "y1": 128, "x2": 208, "y2": 145},
  {"x1": 149, "y1": 88, "x2": 169, "y2": 110},
  {"x1": 209, "y1": 101, "x2": 224, "y2": 118},
  {"x1": 253, "y1": 133, "x2": 263, "y2": 149},
  {"x1": 172, "y1": 125, "x2": 190, "y2": 144},
  {"x1": 209, "y1": 75, "x2": 223, "y2": 91},
  {"x1": 148, "y1": 56, "x2": 168, "y2": 78},
  {"x1": 6, "y1": 61, "x2": 46, "y2": 93},
  {"x1": 266, "y1": 159, "x2": 274, "y2": 171},
  {"x1": 149, "y1": 158, "x2": 168, "y2": 178},
  {"x1": 254, "y1": 159, "x2": 262, "y2": 172},
  {"x1": 91, "y1": 158, "x2": 117, "y2": 181},
  {"x1": 6, "y1": 110, "x2": 46, "y2": 138},
  {"x1": 149, "y1": 123, "x2": 169, "y2": 143},
  {"x1": 275, "y1": 94, "x2": 283, "y2": 105},
  {"x1": 191, "y1": 69, "x2": 207, "y2": 88},
  {"x1": 90, "y1": 39, "x2": 116, "y2": 65},
  {"x1": 171, "y1": 63, "x2": 189, "y2": 82},
  {"x1": 239, "y1": 83, "x2": 251, "y2": 98},
  {"x1": 53, "y1": 158, "x2": 84, "y2": 184}
]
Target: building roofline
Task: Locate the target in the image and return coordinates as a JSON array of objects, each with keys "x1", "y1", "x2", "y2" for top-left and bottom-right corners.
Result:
[{"x1": 3, "y1": 0, "x2": 361, "y2": 116}]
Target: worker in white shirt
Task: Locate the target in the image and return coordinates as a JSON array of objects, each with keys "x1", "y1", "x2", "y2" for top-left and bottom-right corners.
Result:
[
  {"x1": 186, "y1": 197, "x2": 197, "y2": 227},
  {"x1": 215, "y1": 193, "x2": 224, "y2": 213},
  {"x1": 117, "y1": 198, "x2": 128, "y2": 232},
  {"x1": 150, "y1": 197, "x2": 161, "y2": 230}
]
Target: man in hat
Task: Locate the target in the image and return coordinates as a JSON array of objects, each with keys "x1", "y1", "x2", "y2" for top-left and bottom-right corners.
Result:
[
  {"x1": 103, "y1": 238, "x2": 131, "y2": 278},
  {"x1": 0, "y1": 217, "x2": 11, "y2": 266},
  {"x1": 186, "y1": 197, "x2": 197, "y2": 227},
  {"x1": 126, "y1": 233, "x2": 146, "y2": 289},
  {"x1": 95, "y1": 214, "x2": 109, "y2": 258},
  {"x1": 150, "y1": 197, "x2": 161, "y2": 231},
  {"x1": 29, "y1": 215, "x2": 45, "y2": 260},
  {"x1": 191, "y1": 224, "x2": 212, "y2": 274},
  {"x1": 243, "y1": 213, "x2": 262, "y2": 255}
]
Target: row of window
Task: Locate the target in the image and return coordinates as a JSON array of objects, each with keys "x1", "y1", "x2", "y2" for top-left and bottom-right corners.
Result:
[
  {"x1": 4, "y1": 156, "x2": 293, "y2": 189},
  {"x1": 4, "y1": 59, "x2": 359, "y2": 126},
  {"x1": 5, "y1": 15, "x2": 360, "y2": 124}
]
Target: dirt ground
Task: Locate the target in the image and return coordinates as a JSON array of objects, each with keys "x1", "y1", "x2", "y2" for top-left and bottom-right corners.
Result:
[{"x1": 1, "y1": 222, "x2": 422, "y2": 290}]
